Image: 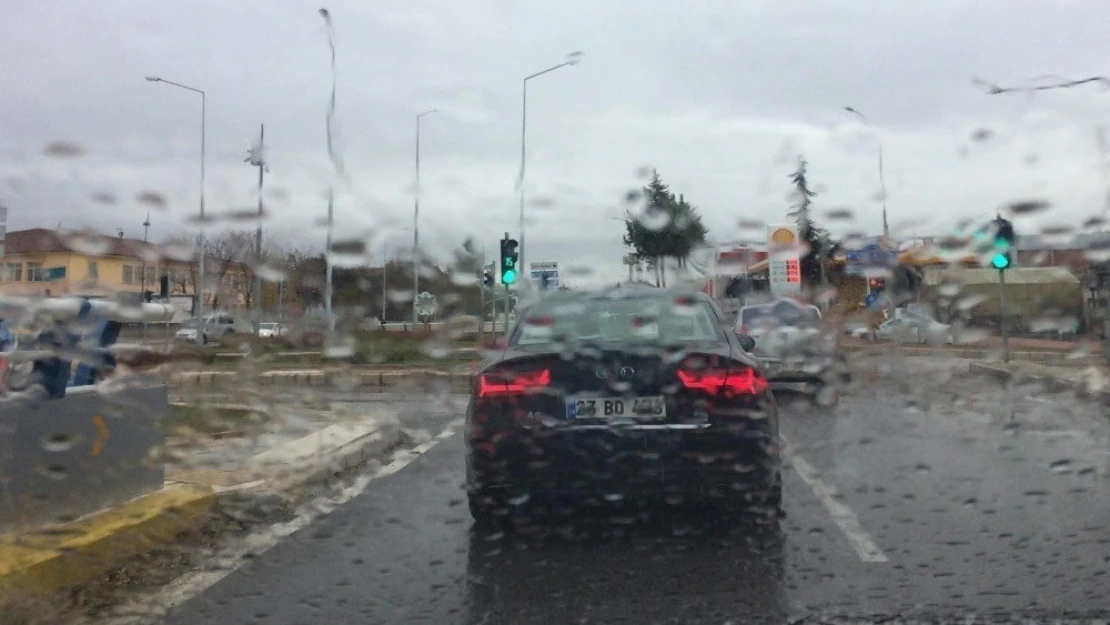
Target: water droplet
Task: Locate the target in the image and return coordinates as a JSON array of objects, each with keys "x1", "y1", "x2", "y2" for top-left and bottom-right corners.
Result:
[
  {"x1": 1007, "y1": 200, "x2": 1050, "y2": 215},
  {"x1": 970, "y1": 128, "x2": 994, "y2": 142},
  {"x1": 137, "y1": 191, "x2": 167, "y2": 208},
  {"x1": 507, "y1": 493, "x2": 530, "y2": 506},
  {"x1": 323, "y1": 335, "x2": 356, "y2": 359},
  {"x1": 90, "y1": 191, "x2": 116, "y2": 205},
  {"x1": 44, "y1": 141, "x2": 84, "y2": 157},
  {"x1": 1049, "y1": 459, "x2": 1073, "y2": 474},
  {"x1": 41, "y1": 433, "x2": 75, "y2": 452},
  {"x1": 39, "y1": 463, "x2": 67, "y2": 480},
  {"x1": 825, "y1": 208, "x2": 854, "y2": 221}
]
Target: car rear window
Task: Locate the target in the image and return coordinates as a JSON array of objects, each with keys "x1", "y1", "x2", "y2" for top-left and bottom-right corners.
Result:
[
  {"x1": 514, "y1": 296, "x2": 723, "y2": 346},
  {"x1": 740, "y1": 302, "x2": 821, "y2": 329}
]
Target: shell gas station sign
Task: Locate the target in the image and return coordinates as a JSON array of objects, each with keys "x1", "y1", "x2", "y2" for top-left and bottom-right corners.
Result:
[{"x1": 768, "y1": 224, "x2": 802, "y2": 295}]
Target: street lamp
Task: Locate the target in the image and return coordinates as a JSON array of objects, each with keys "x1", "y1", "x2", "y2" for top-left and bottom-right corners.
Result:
[
  {"x1": 843, "y1": 106, "x2": 889, "y2": 238},
  {"x1": 146, "y1": 76, "x2": 207, "y2": 317},
  {"x1": 412, "y1": 108, "x2": 439, "y2": 326},
  {"x1": 518, "y1": 52, "x2": 583, "y2": 273},
  {"x1": 380, "y1": 227, "x2": 409, "y2": 326}
]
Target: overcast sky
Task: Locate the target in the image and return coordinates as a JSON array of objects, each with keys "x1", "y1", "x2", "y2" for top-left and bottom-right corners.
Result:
[{"x1": 2, "y1": 0, "x2": 1110, "y2": 286}]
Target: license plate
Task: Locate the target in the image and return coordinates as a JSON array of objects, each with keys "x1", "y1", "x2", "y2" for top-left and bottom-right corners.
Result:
[
  {"x1": 764, "y1": 361, "x2": 804, "y2": 372},
  {"x1": 566, "y1": 396, "x2": 667, "y2": 419}
]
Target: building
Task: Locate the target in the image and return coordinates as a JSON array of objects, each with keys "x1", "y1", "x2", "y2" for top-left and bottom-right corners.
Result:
[{"x1": 0, "y1": 228, "x2": 249, "y2": 310}]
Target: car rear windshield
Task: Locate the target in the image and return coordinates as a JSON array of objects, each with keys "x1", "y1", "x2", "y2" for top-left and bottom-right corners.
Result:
[
  {"x1": 514, "y1": 296, "x2": 723, "y2": 346},
  {"x1": 740, "y1": 302, "x2": 821, "y2": 328}
]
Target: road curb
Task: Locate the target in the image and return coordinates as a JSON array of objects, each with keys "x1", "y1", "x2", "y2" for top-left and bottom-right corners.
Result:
[
  {"x1": 0, "y1": 484, "x2": 216, "y2": 602},
  {"x1": 968, "y1": 361, "x2": 1110, "y2": 405},
  {"x1": 843, "y1": 343, "x2": 1097, "y2": 363},
  {"x1": 169, "y1": 369, "x2": 475, "y2": 391}
]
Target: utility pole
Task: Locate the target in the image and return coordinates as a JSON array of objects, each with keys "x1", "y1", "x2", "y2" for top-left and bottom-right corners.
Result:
[
  {"x1": 140, "y1": 210, "x2": 151, "y2": 340},
  {"x1": 246, "y1": 123, "x2": 266, "y2": 336}
]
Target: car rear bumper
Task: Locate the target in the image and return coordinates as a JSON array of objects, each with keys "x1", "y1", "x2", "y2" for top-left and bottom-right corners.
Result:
[{"x1": 466, "y1": 421, "x2": 779, "y2": 500}]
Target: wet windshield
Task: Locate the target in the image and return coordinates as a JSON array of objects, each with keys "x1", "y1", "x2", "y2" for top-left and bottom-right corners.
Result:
[{"x1": 3, "y1": 3, "x2": 1110, "y2": 625}]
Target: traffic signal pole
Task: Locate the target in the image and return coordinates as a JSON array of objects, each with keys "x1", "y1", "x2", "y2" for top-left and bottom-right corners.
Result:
[
  {"x1": 999, "y1": 269, "x2": 1010, "y2": 363},
  {"x1": 503, "y1": 232, "x2": 511, "y2": 339}
]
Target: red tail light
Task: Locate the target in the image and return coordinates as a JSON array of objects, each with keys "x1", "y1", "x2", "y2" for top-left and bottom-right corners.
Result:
[
  {"x1": 678, "y1": 368, "x2": 767, "y2": 395},
  {"x1": 477, "y1": 369, "x2": 551, "y2": 397},
  {"x1": 740, "y1": 324, "x2": 750, "y2": 334}
]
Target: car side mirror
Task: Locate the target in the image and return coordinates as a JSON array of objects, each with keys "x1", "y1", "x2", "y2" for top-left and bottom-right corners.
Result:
[{"x1": 736, "y1": 333, "x2": 755, "y2": 352}]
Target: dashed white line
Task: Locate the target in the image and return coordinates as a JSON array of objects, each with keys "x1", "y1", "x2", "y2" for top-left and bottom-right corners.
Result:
[{"x1": 784, "y1": 445, "x2": 889, "y2": 564}]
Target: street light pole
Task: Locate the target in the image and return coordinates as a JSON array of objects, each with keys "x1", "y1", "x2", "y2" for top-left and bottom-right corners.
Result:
[
  {"x1": 146, "y1": 76, "x2": 206, "y2": 317},
  {"x1": 518, "y1": 52, "x2": 583, "y2": 274},
  {"x1": 412, "y1": 109, "x2": 439, "y2": 326},
  {"x1": 325, "y1": 190, "x2": 335, "y2": 333},
  {"x1": 843, "y1": 106, "x2": 889, "y2": 238}
]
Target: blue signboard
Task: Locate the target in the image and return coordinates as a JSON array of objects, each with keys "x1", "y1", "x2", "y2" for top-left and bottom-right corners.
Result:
[
  {"x1": 845, "y1": 244, "x2": 898, "y2": 276},
  {"x1": 530, "y1": 270, "x2": 559, "y2": 291}
]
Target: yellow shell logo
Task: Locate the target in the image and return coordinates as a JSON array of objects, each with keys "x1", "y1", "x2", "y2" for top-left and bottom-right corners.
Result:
[{"x1": 771, "y1": 228, "x2": 795, "y2": 245}]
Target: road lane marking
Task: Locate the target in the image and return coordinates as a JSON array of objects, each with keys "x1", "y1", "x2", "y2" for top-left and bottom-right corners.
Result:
[
  {"x1": 784, "y1": 445, "x2": 889, "y2": 564},
  {"x1": 93, "y1": 425, "x2": 460, "y2": 625}
]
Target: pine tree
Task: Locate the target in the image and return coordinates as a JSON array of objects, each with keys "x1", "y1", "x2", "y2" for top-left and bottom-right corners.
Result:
[{"x1": 787, "y1": 158, "x2": 835, "y2": 287}]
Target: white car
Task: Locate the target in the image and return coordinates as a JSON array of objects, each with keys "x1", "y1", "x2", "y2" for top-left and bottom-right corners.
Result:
[
  {"x1": 175, "y1": 313, "x2": 237, "y2": 345},
  {"x1": 855, "y1": 312, "x2": 953, "y2": 345},
  {"x1": 257, "y1": 322, "x2": 288, "y2": 338}
]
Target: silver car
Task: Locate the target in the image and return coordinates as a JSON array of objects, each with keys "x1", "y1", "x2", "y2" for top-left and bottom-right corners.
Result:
[{"x1": 736, "y1": 298, "x2": 842, "y2": 405}]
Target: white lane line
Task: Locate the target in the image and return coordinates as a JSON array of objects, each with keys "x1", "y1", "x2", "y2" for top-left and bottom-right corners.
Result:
[
  {"x1": 94, "y1": 425, "x2": 460, "y2": 625},
  {"x1": 784, "y1": 444, "x2": 889, "y2": 564}
]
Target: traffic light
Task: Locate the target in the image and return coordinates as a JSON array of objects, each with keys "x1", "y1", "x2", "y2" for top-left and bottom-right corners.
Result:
[
  {"x1": 500, "y1": 238, "x2": 519, "y2": 285},
  {"x1": 482, "y1": 266, "x2": 494, "y2": 287},
  {"x1": 991, "y1": 215, "x2": 1015, "y2": 270}
]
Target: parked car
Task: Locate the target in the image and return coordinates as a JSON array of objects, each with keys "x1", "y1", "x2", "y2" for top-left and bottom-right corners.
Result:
[
  {"x1": 852, "y1": 309, "x2": 953, "y2": 345},
  {"x1": 257, "y1": 322, "x2": 288, "y2": 338},
  {"x1": 175, "y1": 313, "x2": 238, "y2": 345}
]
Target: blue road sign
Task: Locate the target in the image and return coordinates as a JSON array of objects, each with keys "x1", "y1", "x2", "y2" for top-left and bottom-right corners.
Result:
[
  {"x1": 531, "y1": 270, "x2": 559, "y2": 291},
  {"x1": 845, "y1": 244, "x2": 898, "y2": 276}
]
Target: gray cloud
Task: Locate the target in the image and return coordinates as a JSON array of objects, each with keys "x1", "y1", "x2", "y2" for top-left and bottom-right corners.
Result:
[{"x1": 3, "y1": 0, "x2": 1110, "y2": 286}]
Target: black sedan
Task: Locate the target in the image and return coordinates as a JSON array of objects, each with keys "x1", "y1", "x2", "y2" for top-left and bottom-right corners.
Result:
[{"x1": 465, "y1": 286, "x2": 781, "y2": 524}]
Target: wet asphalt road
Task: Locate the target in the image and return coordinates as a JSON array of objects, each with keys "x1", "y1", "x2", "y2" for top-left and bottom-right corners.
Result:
[{"x1": 159, "y1": 356, "x2": 1110, "y2": 624}]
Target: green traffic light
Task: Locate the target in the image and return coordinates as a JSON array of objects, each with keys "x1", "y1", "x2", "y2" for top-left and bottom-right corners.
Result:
[
  {"x1": 503, "y1": 269, "x2": 516, "y2": 284},
  {"x1": 991, "y1": 253, "x2": 1010, "y2": 270}
]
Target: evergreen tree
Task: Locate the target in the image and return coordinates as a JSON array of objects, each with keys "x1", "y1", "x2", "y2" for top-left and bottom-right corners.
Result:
[{"x1": 787, "y1": 158, "x2": 837, "y2": 286}]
